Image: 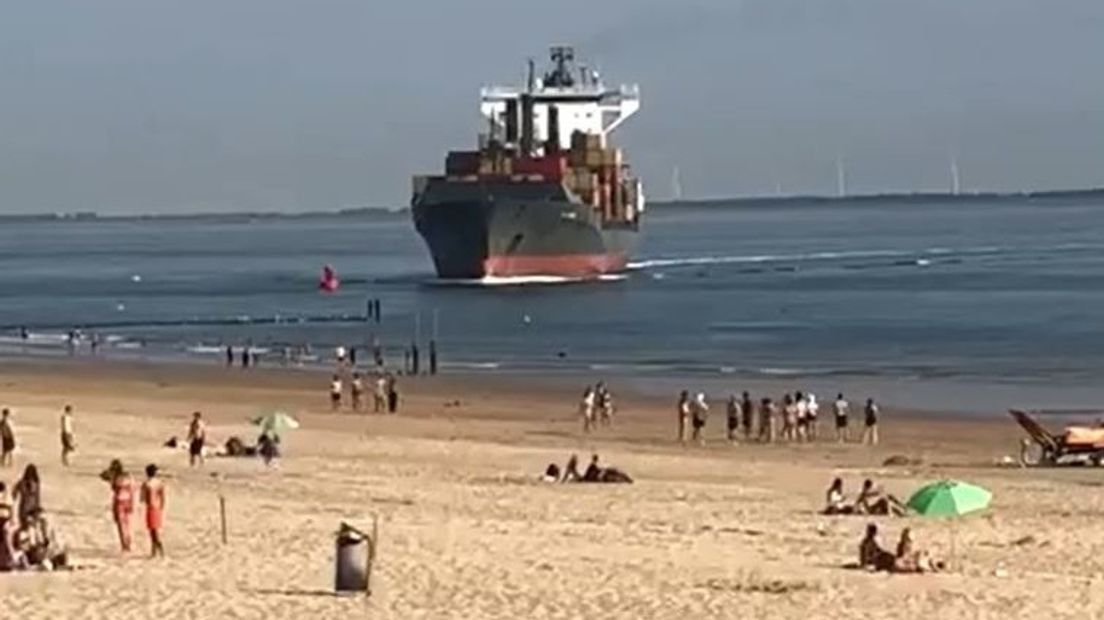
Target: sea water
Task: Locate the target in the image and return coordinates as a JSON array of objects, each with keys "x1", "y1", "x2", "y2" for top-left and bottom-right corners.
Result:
[{"x1": 3, "y1": 195, "x2": 1104, "y2": 411}]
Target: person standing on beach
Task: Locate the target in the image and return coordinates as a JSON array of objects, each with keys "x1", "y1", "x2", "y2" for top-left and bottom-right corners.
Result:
[
  {"x1": 690, "y1": 393, "x2": 709, "y2": 446},
  {"x1": 373, "y1": 374, "x2": 387, "y2": 413},
  {"x1": 740, "y1": 391, "x2": 754, "y2": 440},
  {"x1": 330, "y1": 375, "x2": 343, "y2": 412},
  {"x1": 104, "y1": 459, "x2": 134, "y2": 552},
  {"x1": 795, "y1": 392, "x2": 808, "y2": 442},
  {"x1": 726, "y1": 395, "x2": 740, "y2": 443},
  {"x1": 0, "y1": 409, "x2": 16, "y2": 468},
  {"x1": 757, "y1": 398, "x2": 771, "y2": 442},
  {"x1": 677, "y1": 391, "x2": 691, "y2": 444},
  {"x1": 12, "y1": 464, "x2": 41, "y2": 524},
  {"x1": 863, "y1": 398, "x2": 880, "y2": 445},
  {"x1": 833, "y1": 394, "x2": 850, "y2": 442},
  {"x1": 140, "y1": 464, "x2": 165, "y2": 558},
  {"x1": 781, "y1": 394, "x2": 796, "y2": 441},
  {"x1": 186, "y1": 412, "x2": 206, "y2": 467},
  {"x1": 350, "y1": 373, "x2": 365, "y2": 412},
  {"x1": 580, "y1": 386, "x2": 597, "y2": 433},
  {"x1": 806, "y1": 394, "x2": 819, "y2": 441},
  {"x1": 225, "y1": 345, "x2": 234, "y2": 367},
  {"x1": 390, "y1": 376, "x2": 401, "y2": 413},
  {"x1": 59, "y1": 405, "x2": 76, "y2": 467}
]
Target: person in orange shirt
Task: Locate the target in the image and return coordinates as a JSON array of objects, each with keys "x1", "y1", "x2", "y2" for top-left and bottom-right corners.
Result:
[{"x1": 140, "y1": 464, "x2": 166, "y2": 558}]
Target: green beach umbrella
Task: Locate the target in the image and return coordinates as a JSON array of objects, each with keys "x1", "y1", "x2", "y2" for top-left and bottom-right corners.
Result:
[
  {"x1": 907, "y1": 480, "x2": 992, "y2": 568},
  {"x1": 252, "y1": 410, "x2": 300, "y2": 433},
  {"x1": 906, "y1": 480, "x2": 992, "y2": 517}
]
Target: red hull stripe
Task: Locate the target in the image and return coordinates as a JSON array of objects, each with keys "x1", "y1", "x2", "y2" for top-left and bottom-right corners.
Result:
[{"x1": 483, "y1": 254, "x2": 628, "y2": 277}]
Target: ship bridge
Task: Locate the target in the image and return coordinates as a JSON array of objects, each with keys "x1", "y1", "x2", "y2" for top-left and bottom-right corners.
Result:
[{"x1": 479, "y1": 46, "x2": 640, "y2": 155}]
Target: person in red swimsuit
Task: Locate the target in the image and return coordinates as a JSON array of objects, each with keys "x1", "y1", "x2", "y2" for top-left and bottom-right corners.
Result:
[
  {"x1": 103, "y1": 459, "x2": 135, "y2": 552},
  {"x1": 140, "y1": 464, "x2": 165, "y2": 558}
]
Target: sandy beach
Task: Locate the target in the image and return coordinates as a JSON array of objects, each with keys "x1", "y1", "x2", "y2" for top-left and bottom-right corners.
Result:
[{"x1": 1, "y1": 359, "x2": 1103, "y2": 619}]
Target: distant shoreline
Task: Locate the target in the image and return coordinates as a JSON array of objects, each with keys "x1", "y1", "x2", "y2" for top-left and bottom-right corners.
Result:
[{"x1": 4, "y1": 187, "x2": 1103, "y2": 223}]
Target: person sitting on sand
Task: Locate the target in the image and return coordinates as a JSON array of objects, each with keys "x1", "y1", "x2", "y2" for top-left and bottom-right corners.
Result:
[
  {"x1": 560, "y1": 454, "x2": 582, "y2": 483},
  {"x1": 859, "y1": 523, "x2": 897, "y2": 572},
  {"x1": 0, "y1": 505, "x2": 25, "y2": 571},
  {"x1": 15, "y1": 508, "x2": 68, "y2": 570},
  {"x1": 853, "y1": 479, "x2": 908, "y2": 516},
  {"x1": 582, "y1": 454, "x2": 603, "y2": 482},
  {"x1": 257, "y1": 430, "x2": 280, "y2": 467},
  {"x1": 823, "y1": 477, "x2": 853, "y2": 515},
  {"x1": 893, "y1": 528, "x2": 945, "y2": 573}
]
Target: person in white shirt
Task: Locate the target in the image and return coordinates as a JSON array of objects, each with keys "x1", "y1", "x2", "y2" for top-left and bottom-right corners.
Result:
[
  {"x1": 795, "y1": 392, "x2": 809, "y2": 442},
  {"x1": 330, "y1": 375, "x2": 343, "y2": 412}
]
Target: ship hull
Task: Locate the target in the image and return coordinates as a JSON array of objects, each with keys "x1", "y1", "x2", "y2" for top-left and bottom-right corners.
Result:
[{"x1": 413, "y1": 180, "x2": 637, "y2": 279}]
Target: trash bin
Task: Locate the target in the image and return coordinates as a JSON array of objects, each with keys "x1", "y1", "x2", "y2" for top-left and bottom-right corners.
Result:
[{"x1": 334, "y1": 521, "x2": 375, "y2": 595}]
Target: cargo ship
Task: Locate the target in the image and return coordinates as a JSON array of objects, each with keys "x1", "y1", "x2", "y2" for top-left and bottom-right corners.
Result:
[{"x1": 412, "y1": 46, "x2": 644, "y2": 279}]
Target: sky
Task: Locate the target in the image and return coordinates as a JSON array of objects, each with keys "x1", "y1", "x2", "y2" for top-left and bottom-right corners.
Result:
[{"x1": 1, "y1": 0, "x2": 1103, "y2": 214}]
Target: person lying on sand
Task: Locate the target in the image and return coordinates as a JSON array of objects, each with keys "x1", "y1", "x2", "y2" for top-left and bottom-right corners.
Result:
[
  {"x1": 893, "y1": 528, "x2": 945, "y2": 573},
  {"x1": 853, "y1": 479, "x2": 908, "y2": 516},
  {"x1": 542, "y1": 463, "x2": 561, "y2": 483},
  {"x1": 580, "y1": 454, "x2": 634, "y2": 484},
  {"x1": 823, "y1": 477, "x2": 853, "y2": 515}
]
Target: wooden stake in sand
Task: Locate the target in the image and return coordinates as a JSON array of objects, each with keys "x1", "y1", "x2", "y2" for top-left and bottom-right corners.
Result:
[{"x1": 219, "y1": 494, "x2": 228, "y2": 544}]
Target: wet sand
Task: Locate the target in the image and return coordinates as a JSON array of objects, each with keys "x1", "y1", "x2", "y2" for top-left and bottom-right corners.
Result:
[{"x1": 1, "y1": 359, "x2": 1102, "y2": 619}]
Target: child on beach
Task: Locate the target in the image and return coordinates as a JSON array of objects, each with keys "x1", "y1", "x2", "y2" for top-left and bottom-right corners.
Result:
[{"x1": 140, "y1": 464, "x2": 165, "y2": 558}]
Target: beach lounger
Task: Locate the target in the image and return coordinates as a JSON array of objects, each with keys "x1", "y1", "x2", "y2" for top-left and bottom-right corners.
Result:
[{"x1": 1009, "y1": 409, "x2": 1104, "y2": 466}]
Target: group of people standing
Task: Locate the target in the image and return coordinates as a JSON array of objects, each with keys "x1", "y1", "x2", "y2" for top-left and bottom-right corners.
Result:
[
  {"x1": 676, "y1": 391, "x2": 882, "y2": 446},
  {"x1": 579, "y1": 382, "x2": 615, "y2": 433},
  {"x1": 2, "y1": 405, "x2": 79, "y2": 470},
  {"x1": 0, "y1": 402, "x2": 168, "y2": 571},
  {"x1": 330, "y1": 372, "x2": 399, "y2": 414}
]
